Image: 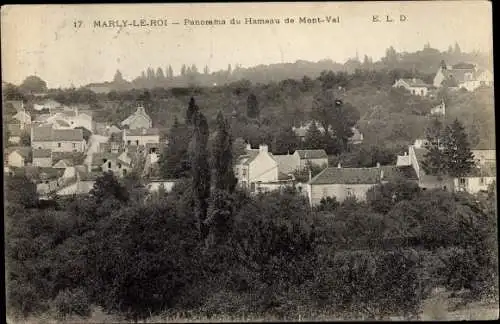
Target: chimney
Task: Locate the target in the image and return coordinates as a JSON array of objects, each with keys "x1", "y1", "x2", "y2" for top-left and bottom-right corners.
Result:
[
  {"x1": 404, "y1": 152, "x2": 408, "y2": 156},
  {"x1": 246, "y1": 144, "x2": 252, "y2": 151},
  {"x1": 376, "y1": 162, "x2": 381, "y2": 168},
  {"x1": 380, "y1": 169, "x2": 384, "y2": 180},
  {"x1": 308, "y1": 168, "x2": 312, "y2": 182},
  {"x1": 259, "y1": 144, "x2": 268, "y2": 153},
  {"x1": 337, "y1": 163, "x2": 341, "y2": 168}
]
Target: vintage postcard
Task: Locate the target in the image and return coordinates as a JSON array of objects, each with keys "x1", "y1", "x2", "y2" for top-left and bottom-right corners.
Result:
[{"x1": 2, "y1": 1, "x2": 497, "y2": 322}]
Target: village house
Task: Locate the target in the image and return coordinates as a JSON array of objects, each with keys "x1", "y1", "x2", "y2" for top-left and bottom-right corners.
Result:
[
  {"x1": 31, "y1": 126, "x2": 86, "y2": 152},
  {"x1": 123, "y1": 128, "x2": 160, "y2": 146},
  {"x1": 396, "y1": 142, "x2": 496, "y2": 194},
  {"x1": 307, "y1": 163, "x2": 419, "y2": 206},
  {"x1": 234, "y1": 144, "x2": 279, "y2": 191},
  {"x1": 33, "y1": 99, "x2": 63, "y2": 112},
  {"x1": 12, "y1": 109, "x2": 32, "y2": 129},
  {"x1": 433, "y1": 61, "x2": 493, "y2": 91},
  {"x1": 392, "y1": 78, "x2": 430, "y2": 96},
  {"x1": 5, "y1": 147, "x2": 32, "y2": 168},
  {"x1": 294, "y1": 149, "x2": 329, "y2": 170},
  {"x1": 91, "y1": 151, "x2": 134, "y2": 177},
  {"x1": 121, "y1": 106, "x2": 153, "y2": 129},
  {"x1": 43, "y1": 108, "x2": 93, "y2": 132},
  {"x1": 32, "y1": 149, "x2": 53, "y2": 167}
]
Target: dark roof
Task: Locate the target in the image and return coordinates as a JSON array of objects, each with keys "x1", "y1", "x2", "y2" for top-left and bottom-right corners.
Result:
[
  {"x1": 125, "y1": 128, "x2": 160, "y2": 136},
  {"x1": 309, "y1": 165, "x2": 418, "y2": 185},
  {"x1": 32, "y1": 125, "x2": 53, "y2": 141},
  {"x1": 236, "y1": 150, "x2": 259, "y2": 166},
  {"x1": 6, "y1": 146, "x2": 32, "y2": 159},
  {"x1": 380, "y1": 165, "x2": 419, "y2": 181},
  {"x1": 5, "y1": 100, "x2": 24, "y2": 112},
  {"x1": 295, "y1": 149, "x2": 328, "y2": 159},
  {"x1": 33, "y1": 149, "x2": 52, "y2": 158},
  {"x1": 53, "y1": 129, "x2": 83, "y2": 141},
  {"x1": 452, "y1": 62, "x2": 475, "y2": 70},
  {"x1": 51, "y1": 152, "x2": 84, "y2": 164}
]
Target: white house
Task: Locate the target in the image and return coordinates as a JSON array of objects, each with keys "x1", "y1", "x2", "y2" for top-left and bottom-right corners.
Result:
[
  {"x1": 393, "y1": 78, "x2": 430, "y2": 96},
  {"x1": 5, "y1": 147, "x2": 31, "y2": 168},
  {"x1": 121, "y1": 106, "x2": 152, "y2": 129},
  {"x1": 234, "y1": 144, "x2": 279, "y2": 191},
  {"x1": 91, "y1": 152, "x2": 133, "y2": 177},
  {"x1": 429, "y1": 101, "x2": 446, "y2": 117}
]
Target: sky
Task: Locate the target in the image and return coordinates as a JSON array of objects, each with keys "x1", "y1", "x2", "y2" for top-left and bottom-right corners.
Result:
[{"x1": 1, "y1": 1, "x2": 493, "y2": 88}]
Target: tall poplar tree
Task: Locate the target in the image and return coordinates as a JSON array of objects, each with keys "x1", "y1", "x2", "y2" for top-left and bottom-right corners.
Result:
[
  {"x1": 186, "y1": 97, "x2": 199, "y2": 125},
  {"x1": 189, "y1": 99, "x2": 211, "y2": 238},
  {"x1": 212, "y1": 111, "x2": 236, "y2": 192},
  {"x1": 422, "y1": 118, "x2": 447, "y2": 176}
]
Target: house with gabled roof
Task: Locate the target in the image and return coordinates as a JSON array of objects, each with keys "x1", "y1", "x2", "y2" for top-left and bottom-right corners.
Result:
[
  {"x1": 31, "y1": 126, "x2": 86, "y2": 152},
  {"x1": 294, "y1": 149, "x2": 328, "y2": 170},
  {"x1": 32, "y1": 149, "x2": 53, "y2": 167},
  {"x1": 12, "y1": 110, "x2": 32, "y2": 129},
  {"x1": 393, "y1": 78, "x2": 430, "y2": 96},
  {"x1": 91, "y1": 151, "x2": 133, "y2": 177},
  {"x1": 5, "y1": 147, "x2": 32, "y2": 168},
  {"x1": 53, "y1": 159, "x2": 74, "y2": 169},
  {"x1": 433, "y1": 61, "x2": 493, "y2": 91},
  {"x1": 234, "y1": 144, "x2": 279, "y2": 191},
  {"x1": 306, "y1": 163, "x2": 418, "y2": 206},
  {"x1": 121, "y1": 106, "x2": 152, "y2": 129}
]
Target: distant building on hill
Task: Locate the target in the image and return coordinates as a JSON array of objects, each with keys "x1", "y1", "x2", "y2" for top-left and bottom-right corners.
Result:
[
  {"x1": 392, "y1": 78, "x2": 430, "y2": 96},
  {"x1": 433, "y1": 61, "x2": 493, "y2": 91}
]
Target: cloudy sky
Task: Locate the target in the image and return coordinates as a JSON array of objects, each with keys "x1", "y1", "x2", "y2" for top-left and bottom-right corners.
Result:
[{"x1": 1, "y1": 1, "x2": 493, "y2": 88}]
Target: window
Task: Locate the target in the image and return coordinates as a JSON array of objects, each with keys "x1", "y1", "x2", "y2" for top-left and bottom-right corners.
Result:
[
  {"x1": 73, "y1": 143, "x2": 76, "y2": 148},
  {"x1": 58, "y1": 143, "x2": 61, "y2": 147},
  {"x1": 123, "y1": 169, "x2": 127, "y2": 176},
  {"x1": 242, "y1": 168, "x2": 247, "y2": 177},
  {"x1": 346, "y1": 188, "x2": 353, "y2": 197},
  {"x1": 250, "y1": 183, "x2": 256, "y2": 192},
  {"x1": 108, "y1": 161, "x2": 111, "y2": 169},
  {"x1": 480, "y1": 177, "x2": 485, "y2": 185},
  {"x1": 127, "y1": 140, "x2": 131, "y2": 145},
  {"x1": 421, "y1": 90, "x2": 424, "y2": 96},
  {"x1": 118, "y1": 163, "x2": 122, "y2": 169},
  {"x1": 459, "y1": 178, "x2": 466, "y2": 185},
  {"x1": 136, "y1": 140, "x2": 139, "y2": 146}
]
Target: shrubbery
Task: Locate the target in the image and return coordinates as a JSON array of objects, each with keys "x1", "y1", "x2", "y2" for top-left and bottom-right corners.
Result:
[{"x1": 5, "y1": 171, "x2": 498, "y2": 321}]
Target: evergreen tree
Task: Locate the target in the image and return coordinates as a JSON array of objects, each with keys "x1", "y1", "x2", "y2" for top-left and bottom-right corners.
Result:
[
  {"x1": 180, "y1": 64, "x2": 187, "y2": 76},
  {"x1": 167, "y1": 65, "x2": 174, "y2": 78},
  {"x1": 189, "y1": 99, "x2": 211, "y2": 239},
  {"x1": 156, "y1": 67, "x2": 165, "y2": 80},
  {"x1": 159, "y1": 117, "x2": 190, "y2": 178},
  {"x1": 113, "y1": 70, "x2": 124, "y2": 83},
  {"x1": 442, "y1": 119, "x2": 475, "y2": 178},
  {"x1": 212, "y1": 111, "x2": 237, "y2": 192},
  {"x1": 246, "y1": 93, "x2": 259, "y2": 119},
  {"x1": 203, "y1": 65, "x2": 210, "y2": 75},
  {"x1": 454, "y1": 42, "x2": 462, "y2": 55},
  {"x1": 186, "y1": 97, "x2": 199, "y2": 125},
  {"x1": 274, "y1": 125, "x2": 299, "y2": 154},
  {"x1": 422, "y1": 118, "x2": 447, "y2": 176},
  {"x1": 304, "y1": 121, "x2": 324, "y2": 150}
]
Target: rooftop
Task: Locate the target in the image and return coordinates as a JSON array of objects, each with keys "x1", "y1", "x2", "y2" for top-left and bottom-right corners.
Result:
[
  {"x1": 295, "y1": 149, "x2": 328, "y2": 159},
  {"x1": 309, "y1": 165, "x2": 418, "y2": 185},
  {"x1": 32, "y1": 149, "x2": 52, "y2": 158},
  {"x1": 125, "y1": 128, "x2": 160, "y2": 136}
]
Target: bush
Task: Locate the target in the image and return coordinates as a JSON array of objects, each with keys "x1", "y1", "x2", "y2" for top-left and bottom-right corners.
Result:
[{"x1": 53, "y1": 288, "x2": 91, "y2": 318}]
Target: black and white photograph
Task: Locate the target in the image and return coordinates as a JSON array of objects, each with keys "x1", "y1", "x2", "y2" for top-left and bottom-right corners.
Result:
[{"x1": 2, "y1": 1, "x2": 497, "y2": 322}]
